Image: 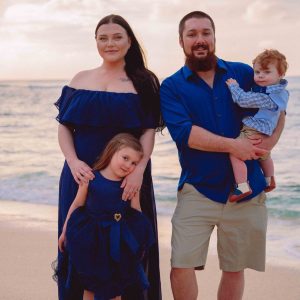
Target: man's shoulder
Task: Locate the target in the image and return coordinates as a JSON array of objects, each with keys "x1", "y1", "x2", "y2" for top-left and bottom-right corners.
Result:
[
  {"x1": 220, "y1": 59, "x2": 253, "y2": 73},
  {"x1": 161, "y1": 67, "x2": 185, "y2": 86}
]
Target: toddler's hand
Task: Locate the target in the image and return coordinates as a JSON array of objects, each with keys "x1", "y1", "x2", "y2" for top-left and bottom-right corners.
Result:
[{"x1": 226, "y1": 78, "x2": 238, "y2": 86}]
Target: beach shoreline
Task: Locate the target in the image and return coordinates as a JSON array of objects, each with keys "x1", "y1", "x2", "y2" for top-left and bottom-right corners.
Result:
[{"x1": 1, "y1": 199, "x2": 300, "y2": 300}]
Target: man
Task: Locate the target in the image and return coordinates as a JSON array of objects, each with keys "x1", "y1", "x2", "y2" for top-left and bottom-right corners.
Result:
[{"x1": 160, "y1": 11, "x2": 285, "y2": 300}]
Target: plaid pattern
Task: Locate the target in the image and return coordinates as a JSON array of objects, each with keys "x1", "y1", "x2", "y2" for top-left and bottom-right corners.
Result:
[
  {"x1": 227, "y1": 81, "x2": 288, "y2": 135},
  {"x1": 228, "y1": 83, "x2": 278, "y2": 110},
  {"x1": 242, "y1": 117, "x2": 273, "y2": 136}
]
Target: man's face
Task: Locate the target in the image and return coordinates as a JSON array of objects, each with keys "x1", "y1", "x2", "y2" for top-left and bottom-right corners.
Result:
[{"x1": 180, "y1": 17, "x2": 215, "y2": 61}]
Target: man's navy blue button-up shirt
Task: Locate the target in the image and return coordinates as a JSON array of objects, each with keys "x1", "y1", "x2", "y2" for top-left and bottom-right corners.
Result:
[{"x1": 160, "y1": 59, "x2": 266, "y2": 203}]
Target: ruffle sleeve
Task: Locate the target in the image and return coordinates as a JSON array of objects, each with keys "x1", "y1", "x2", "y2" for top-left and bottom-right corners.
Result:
[{"x1": 54, "y1": 86, "x2": 157, "y2": 129}]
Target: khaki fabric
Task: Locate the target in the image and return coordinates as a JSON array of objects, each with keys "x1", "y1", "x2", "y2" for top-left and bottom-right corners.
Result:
[{"x1": 171, "y1": 183, "x2": 267, "y2": 272}]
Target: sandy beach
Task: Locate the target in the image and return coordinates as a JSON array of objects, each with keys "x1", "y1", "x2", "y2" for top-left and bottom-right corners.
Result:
[{"x1": 1, "y1": 200, "x2": 300, "y2": 300}]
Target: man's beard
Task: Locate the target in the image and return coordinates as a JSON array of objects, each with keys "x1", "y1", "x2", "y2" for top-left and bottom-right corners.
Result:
[{"x1": 185, "y1": 43, "x2": 217, "y2": 72}]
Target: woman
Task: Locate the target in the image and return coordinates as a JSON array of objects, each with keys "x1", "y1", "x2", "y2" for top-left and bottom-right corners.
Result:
[{"x1": 54, "y1": 14, "x2": 163, "y2": 300}]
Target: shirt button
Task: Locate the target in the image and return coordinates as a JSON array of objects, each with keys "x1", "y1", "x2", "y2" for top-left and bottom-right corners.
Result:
[{"x1": 217, "y1": 113, "x2": 222, "y2": 117}]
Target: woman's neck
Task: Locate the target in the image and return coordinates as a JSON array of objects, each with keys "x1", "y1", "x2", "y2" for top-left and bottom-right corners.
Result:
[{"x1": 101, "y1": 60, "x2": 126, "y2": 73}]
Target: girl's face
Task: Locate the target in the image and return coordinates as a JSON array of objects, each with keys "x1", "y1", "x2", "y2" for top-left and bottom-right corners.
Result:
[
  {"x1": 95, "y1": 23, "x2": 131, "y2": 63},
  {"x1": 109, "y1": 147, "x2": 142, "y2": 180}
]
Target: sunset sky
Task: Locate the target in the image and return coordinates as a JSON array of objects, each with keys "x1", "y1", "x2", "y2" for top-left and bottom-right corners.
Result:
[{"x1": 1, "y1": 0, "x2": 299, "y2": 80}]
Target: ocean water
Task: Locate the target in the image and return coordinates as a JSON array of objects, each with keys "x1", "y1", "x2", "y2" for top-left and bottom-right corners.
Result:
[{"x1": 0, "y1": 79, "x2": 300, "y2": 267}]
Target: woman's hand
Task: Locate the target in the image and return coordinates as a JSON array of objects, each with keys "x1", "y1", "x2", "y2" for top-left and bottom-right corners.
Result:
[
  {"x1": 121, "y1": 167, "x2": 144, "y2": 201},
  {"x1": 58, "y1": 233, "x2": 66, "y2": 252},
  {"x1": 68, "y1": 158, "x2": 95, "y2": 185}
]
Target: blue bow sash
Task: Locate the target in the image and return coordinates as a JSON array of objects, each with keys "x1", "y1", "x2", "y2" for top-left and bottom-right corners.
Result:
[
  {"x1": 99, "y1": 212, "x2": 140, "y2": 262},
  {"x1": 93, "y1": 210, "x2": 150, "y2": 289}
]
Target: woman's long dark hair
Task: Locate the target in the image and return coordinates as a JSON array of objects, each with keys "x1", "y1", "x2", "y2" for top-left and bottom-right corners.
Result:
[{"x1": 95, "y1": 14, "x2": 164, "y2": 131}]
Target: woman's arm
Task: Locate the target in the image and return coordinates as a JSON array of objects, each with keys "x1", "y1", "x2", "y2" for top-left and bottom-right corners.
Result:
[
  {"x1": 58, "y1": 183, "x2": 88, "y2": 252},
  {"x1": 58, "y1": 124, "x2": 94, "y2": 184},
  {"x1": 121, "y1": 128, "x2": 155, "y2": 200},
  {"x1": 130, "y1": 192, "x2": 141, "y2": 212}
]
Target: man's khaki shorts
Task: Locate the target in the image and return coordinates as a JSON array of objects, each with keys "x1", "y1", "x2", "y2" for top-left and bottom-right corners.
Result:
[{"x1": 171, "y1": 183, "x2": 267, "y2": 272}]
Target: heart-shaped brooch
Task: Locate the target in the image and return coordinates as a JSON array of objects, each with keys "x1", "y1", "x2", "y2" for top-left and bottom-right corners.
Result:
[{"x1": 114, "y1": 213, "x2": 122, "y2": 222}]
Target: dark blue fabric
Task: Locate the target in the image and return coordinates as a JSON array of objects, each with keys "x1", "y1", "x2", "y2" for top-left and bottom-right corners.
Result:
[
  {"x1": 55, "y1": 86, "x2": 161, "y2": 300},
  {"x1": 252, "y1": 83, "x2": 267, "y2": 94},
  {"x1": 160, "y1": 59, "x2": 266, "y2": 203},
  {"x1": 54, "y1": 86, "x2": 157, "y2": 129},
  {"x1": 65, "y1": 172, "x2": 154, "y2": 299}
]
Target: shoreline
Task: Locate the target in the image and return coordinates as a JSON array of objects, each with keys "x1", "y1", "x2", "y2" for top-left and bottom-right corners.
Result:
[{"x1": 1, "y1": 199, "x2": 300, "y2": 299}]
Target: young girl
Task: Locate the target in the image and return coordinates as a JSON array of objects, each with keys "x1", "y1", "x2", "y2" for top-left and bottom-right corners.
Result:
[{"x1": 58, "y1": 133, "x2": 155, "y2": 300}]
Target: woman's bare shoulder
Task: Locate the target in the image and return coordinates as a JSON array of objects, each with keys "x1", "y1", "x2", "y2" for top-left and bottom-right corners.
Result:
[{"x1": 68, "y1": 68, "x2": 99, "y2": 89}]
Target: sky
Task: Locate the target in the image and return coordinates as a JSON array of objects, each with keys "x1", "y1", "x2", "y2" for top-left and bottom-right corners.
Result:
[{"x1": 1, "y1": 0, "x2": 300, "y2": 80}]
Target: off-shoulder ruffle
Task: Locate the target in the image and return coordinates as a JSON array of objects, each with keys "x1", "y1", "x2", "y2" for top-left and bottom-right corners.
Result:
[{"x1": 54, "y1": 86, "x2": 157, "y2": 129}]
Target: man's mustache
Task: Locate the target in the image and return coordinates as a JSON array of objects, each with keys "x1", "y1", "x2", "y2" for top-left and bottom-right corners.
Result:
[{"x1": 192, "y1": 43, "x2": 209, "y2": 51}]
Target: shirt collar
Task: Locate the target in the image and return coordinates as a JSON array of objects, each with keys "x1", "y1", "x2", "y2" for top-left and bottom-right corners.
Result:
[{"x1": 183, "y1": 57, "x2": 228, "y2": 80}]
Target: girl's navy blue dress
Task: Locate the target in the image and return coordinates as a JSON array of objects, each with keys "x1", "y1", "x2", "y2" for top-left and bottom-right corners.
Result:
[
  {"x1": 55, "y1": 86, "x2": 161, "y2": 300},
  {"x1": 66, "y1": 171, "x2": 154, "y2": 299}
]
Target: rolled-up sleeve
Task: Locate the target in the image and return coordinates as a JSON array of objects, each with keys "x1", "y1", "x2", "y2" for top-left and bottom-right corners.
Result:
[{"x1": 160, "y1": 78, "x2": 192, "y2": 149}]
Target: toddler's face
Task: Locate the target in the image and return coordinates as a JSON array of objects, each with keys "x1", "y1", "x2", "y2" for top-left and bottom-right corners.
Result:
[{"x1": 254, "y1": 62, "x2": 283, "y2": 87}]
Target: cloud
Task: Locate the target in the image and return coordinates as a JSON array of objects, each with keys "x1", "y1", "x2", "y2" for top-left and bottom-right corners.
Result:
[
  {"x1": 0, "y1": 0, "x2": 300, "y2": 79},
  {"x1": 244, "y1": 0, "x2": 287, "y2": 24},
  {"x1": 257, "y1": 40, "x2": 275, "y2": 49}
]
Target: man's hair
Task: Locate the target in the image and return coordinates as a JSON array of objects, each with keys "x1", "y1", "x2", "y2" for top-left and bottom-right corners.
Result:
[
  {"x1": 253, "y1": 49, "x2": 288, "y2": 76},
  {"x1": 179, "y1": 11, "x2": 215, "y2": 37}
]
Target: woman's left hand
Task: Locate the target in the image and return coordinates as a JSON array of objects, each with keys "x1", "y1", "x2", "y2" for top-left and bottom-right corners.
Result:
[{"x1": 121, "y1": 167, "x2": 144, "y2": 201}]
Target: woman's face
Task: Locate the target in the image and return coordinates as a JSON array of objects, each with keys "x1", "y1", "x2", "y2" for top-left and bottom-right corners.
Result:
[{"x1": 95, "y1": 23, "x2": 131, "y2": 63}]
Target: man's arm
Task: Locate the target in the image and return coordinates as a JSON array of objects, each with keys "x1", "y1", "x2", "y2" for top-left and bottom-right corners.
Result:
[
  {"x1": 160, "y1": 78, "x2": 269, "y2": 161},
  {"x1": 188, "y1": 125, "x2": 268, "y2": 161}
]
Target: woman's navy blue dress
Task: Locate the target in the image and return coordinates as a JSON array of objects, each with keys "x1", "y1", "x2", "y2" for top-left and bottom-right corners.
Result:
[
  {"x1": 55, "y1": 86, "x2": 161, "y2": 300},
  {"x1": 66, "y1": 171, "x2": 154, "y2": 299}
]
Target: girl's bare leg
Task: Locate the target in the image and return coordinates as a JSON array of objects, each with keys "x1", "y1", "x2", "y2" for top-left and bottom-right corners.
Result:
[
  {"x1": 111, "y1": 296, "x2": 121, "y2": 300},
  {"x1": 83, "y1": 290, "x2": 94, "y2": 300}
]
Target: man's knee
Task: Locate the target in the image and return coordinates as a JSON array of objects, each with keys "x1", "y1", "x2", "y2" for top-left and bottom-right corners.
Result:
[
  {"x1": 170, "y1": 267, "x2": 190, "y2": 282},
  {"x1": 222, "y1": 270, "x2": 244, "y2": 279},
  {"x1": 170, "y1": 268, "x2": 198, "y2": 300},
  {"x1": 171, "y1": 267, "x2": 197, "y2": 286}
]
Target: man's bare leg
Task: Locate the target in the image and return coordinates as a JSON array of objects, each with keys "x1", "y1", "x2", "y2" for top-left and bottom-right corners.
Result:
[
  {"x1": 170, "y1": 268, "x2": 198, "y2": 300},
  {"x1": 217, "y1": 270, "x2": 244, "y2": 300}
]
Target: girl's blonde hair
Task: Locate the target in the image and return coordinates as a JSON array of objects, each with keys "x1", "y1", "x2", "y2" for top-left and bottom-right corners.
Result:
[{"x1": 93, "y1": 133, "x2": 143, "y2": 171}]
